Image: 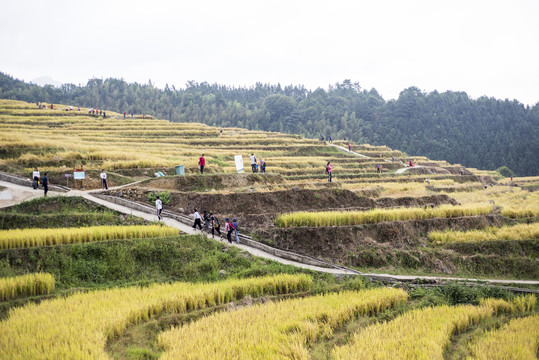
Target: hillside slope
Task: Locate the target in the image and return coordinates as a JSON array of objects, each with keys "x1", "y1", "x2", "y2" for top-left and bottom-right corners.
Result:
[{"x1": 1, "y1": 73, "x2": 537, "y2": 175}]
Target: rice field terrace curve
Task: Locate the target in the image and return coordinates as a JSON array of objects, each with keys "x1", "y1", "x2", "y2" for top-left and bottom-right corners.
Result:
[{"x1": 0, "y1": 274, "x2": 312, "y2": 360}]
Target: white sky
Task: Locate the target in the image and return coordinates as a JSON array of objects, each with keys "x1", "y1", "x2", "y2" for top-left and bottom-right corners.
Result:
[{"x1": 1, "y1": 0, "x2": 538, "y2": 105}]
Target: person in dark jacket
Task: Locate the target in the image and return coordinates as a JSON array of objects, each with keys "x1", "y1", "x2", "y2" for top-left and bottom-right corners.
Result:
[{"x1": 42, "y1": 172, "x2": 49, "y2": 196}]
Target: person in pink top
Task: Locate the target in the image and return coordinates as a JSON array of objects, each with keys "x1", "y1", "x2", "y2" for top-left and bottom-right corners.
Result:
[
  {"x1": 198, "y1": 154, "x2": 206, "y2": 174},
  {"x1": 326, "y1": 161, "x2": 333, "y2": 182}
]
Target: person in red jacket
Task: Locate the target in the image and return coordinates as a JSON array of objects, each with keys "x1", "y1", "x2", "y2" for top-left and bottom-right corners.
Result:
[{"x1": 198, "y1": 154, "x2": 206, "y2": 174}]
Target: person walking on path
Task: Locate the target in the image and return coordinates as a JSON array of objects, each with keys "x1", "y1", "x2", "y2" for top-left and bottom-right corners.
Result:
[
  {"x1": 348, "y1": 143, "x2": 351, "y2": 152},
  {"x1": 42, "y1": 172, "x2": 49, "y2": 196},
  {"x1": 260, "y1": 159, "x2": 266, "y2": 173},
  {"x1": 232, "y1": 218, "x2": 239, "y2": 243},
  {"x1": 210, "y1": 213, "x2": 221, "y2": 239},
  {"x1": 250, "y1": 153, "x2": 257, "y2": 173},
  {"x1": 100, "y1": 169, "x2": 109, "y2": 190},
  {"x1": 198, "y1": 154, "x2": 206, "y2": 174},
  {"x1": 155, "y1": 195, "x2": 163, "y2": 220},
  {"x1": 32, "y1": 167, "x2": 40, "y2": 190},
  {"x1": 409, "y1": 160, "x2": 414, "y2": 167},
  {"x1": 203, "y1": 210, "x2": 210, "y2": 233},
  {"x1": 377, "y1": 164, "x2": 380, "y2": 174},
  {"x1": 192, "y1": 208, "x2": 203, "y2": 230},
  {"x1": 224, "y1": 217, "x2": 233, "y2": 243},
  {"x1": 326, "y1": 162, "x2": 333, "y2": 182}
]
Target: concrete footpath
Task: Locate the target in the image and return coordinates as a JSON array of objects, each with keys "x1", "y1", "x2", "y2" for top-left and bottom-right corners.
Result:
[{"x1": 1, "y1": 179, "x2": 539, "y2": 287}]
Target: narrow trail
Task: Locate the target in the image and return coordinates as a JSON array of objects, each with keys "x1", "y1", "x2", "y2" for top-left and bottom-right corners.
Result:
[
  {"x1": 329, "y1": 143, "x2": 423, "y2": 174},
  {"x1": 328, "y1": 143, "x2": 371, "y2": 158},
  {"x1": 1, "y1": 179, "x2": 538, "y2": 288}
]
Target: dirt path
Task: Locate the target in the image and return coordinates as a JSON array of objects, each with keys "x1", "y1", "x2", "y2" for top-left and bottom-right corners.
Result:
[
  {"x1": 329, "y1": 143, "x2": 427, "y2": 175},
  {"x1": 329, "y1": 143, "x2": 371, "y2": 158},
  {"x1": 1, "y1": 179, "x2": 538, "y2": 287}
]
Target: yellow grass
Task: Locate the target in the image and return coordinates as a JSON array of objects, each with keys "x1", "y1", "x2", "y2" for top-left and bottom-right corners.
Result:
[
  {"x1": 158, "y1": 287, "x2": 408, "y2": 360},
  {"x1": 479, "y1": 295, "x2": 536, "y2": 315},
  {"x1": 275, "y1": 204, "x2": 493, "y2": 228},
  {"x1": 0, "y1": 273, "x2": 55, "y2": 301},
  {"x1": 428, "y1": 223, "x2": 539, "y2": 244},
  {"x1": 0, "y1": 225, "x2": 178, "y2": 249},
  {"x1": 0, "y1": 274, "x2": 312, "y2": 360},
  {"x1": 467, "y1": 314, "x2": 539, "y2": 360},
  {"x1": 331, "y1": 304, "x2": 494, "y2": 360},
  {"x1": 449, "y1": 187, "x2": 539, "y2": 219}
]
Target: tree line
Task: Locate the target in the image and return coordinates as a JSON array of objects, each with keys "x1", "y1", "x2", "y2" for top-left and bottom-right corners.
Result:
[{"x1": 1, "y1": 72, "x2": 537, "y2": 176}]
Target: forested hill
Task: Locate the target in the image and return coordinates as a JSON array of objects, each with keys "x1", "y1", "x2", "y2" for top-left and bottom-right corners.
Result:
[{"x1": 1, "y1": 72, "x2": 537, "y2": 176}]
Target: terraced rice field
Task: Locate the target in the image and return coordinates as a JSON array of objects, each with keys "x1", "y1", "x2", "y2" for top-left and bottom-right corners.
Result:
[{"x1": 0, "y1": 99, "x2": 538, "y2": 359}]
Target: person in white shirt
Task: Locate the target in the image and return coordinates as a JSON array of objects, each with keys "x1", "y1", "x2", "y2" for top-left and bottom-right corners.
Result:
[
  {"x1": 32, "y1": 167, "x2": 40, "y2": 189},
  {"x1": 100, "y1": 169, "x2": 108, "y2": 190},
  {"x1": 249, "y1": 153, "x2": 257, "y2": 173},
  {"x1": 192, "y1": 208, "x2": 202, "y2": 230},
  {"x1": 155, "y1": 195, "x2": 163, "y2": 220}
]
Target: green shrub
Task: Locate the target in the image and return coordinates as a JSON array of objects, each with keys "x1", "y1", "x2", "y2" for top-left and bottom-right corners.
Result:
[
  {"x1": 148, "y1": 191, "x2": 171, "y2": 205},
  {"x1": 496, "y1": 166, "x2": 514, "y2": 177}
]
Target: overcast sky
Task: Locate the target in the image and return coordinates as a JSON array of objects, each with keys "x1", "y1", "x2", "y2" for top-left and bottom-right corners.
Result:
[{"x1": 1, "y1": 0, "x2": 538, "y2": 105}]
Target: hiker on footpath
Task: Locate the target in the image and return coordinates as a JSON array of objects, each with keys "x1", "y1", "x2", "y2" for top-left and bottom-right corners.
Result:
[
  {"x1": 260, "y1": 158, "x2": 266, "y2": 173},
  {"x1": 203, "y1": 210, "x2": 211, "y2": 232},
  {"x1": 100, "y1": 169, "x2": 108, "y2": 190},
  {"x1": 224, "y1": 217, "x2": 233, "y2": 243},
  {"x1": 326, "y1": 161, "x2": 333, "y2": 182},
  {"x1": 376, "y1": 164, "x2": 380, "y2": 174},
  {"x1": 250, "y1": 153, "x2": 257, "y2": 173},
  {"x1": 210, "y1": 213, "x2": 221, "y2": 239},
  {"x1": 42, "y1": 172, "x2": 49, "y2": 196},
  {"x1": 192, "y1": 208, "x2": 203, "y2": 230},
  {"x1": 232, "y1": 218, "x2": 239, "y2": 243},
  {"x1": 348, "y1": 143, "x2": 351, "y2": 152},
  {"x1": 32, "y1": 167, "x2": 40, "y2": 189},
  {"x1": 155, "y1": 195, "x2": 163, "y2": 220},
  {"x1": 198, "y1": 154, "x2": 205, "y2": 174}
]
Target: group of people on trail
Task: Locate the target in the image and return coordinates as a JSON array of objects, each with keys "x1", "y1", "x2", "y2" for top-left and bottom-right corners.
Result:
[
  {"x1": 377, "y1": 164, "x2": 383, "y2": 174},
  {"x1": 249, "y1": 153, "x2": 266, "y2": 173},
  {"x1": 192, "y1": 209, "x2": 240, "y2": 244},
  {"x1": 31, "y1": 168, "x2": 48, "y2": 196},
  {"x1": 88, "y1": 108, "x2": 106, "y2": 117},
  {"x1": 197, "y1": 154, "x2": 266, "y2": 175}
]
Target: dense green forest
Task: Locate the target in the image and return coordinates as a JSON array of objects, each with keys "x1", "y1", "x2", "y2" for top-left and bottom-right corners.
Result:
[{"x1": 1, "y1": 72, "x2": 537, "y2": 176}]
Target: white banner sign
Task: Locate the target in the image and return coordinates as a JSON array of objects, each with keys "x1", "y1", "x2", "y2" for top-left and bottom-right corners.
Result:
[
  {"x1": 234, "y1": 155, "x2": 244, "y2": 173},
  {"x1": 73, "y1": 171, "x2": 86, "y2": 180}
]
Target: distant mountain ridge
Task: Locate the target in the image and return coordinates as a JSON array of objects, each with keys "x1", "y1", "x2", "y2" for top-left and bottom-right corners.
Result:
[
  {"x1": 30, "y1": 76, "x2": 62, "y2": 88},
  {"x1": 0, "y1": 72, "x2": 537, "y2": 176}
]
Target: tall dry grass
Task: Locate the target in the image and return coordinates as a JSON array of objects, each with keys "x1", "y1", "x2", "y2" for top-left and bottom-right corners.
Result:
[
  {"x1": 275, "y1": 204, "x2": 493, "y2": 228},
  {"x1": 0, "y1": 273, "x2": 55, "y2": 301}
]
